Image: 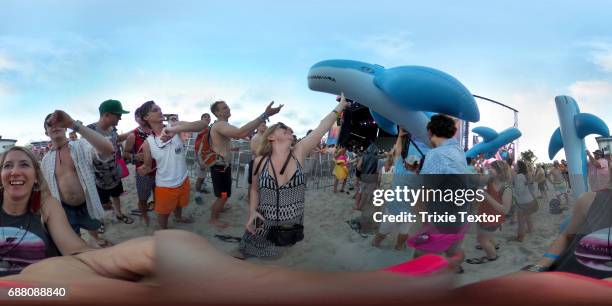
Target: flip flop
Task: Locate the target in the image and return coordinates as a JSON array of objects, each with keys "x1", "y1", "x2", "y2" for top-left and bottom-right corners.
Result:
[
  {"x1": 214, "y1": 235, "x2": 242, "y2": 243},
  {"x1": 116, "y1": 214, "x2": 135, "y2": 224},
  {"x1": 466, "y1": 256, "x2": 499, "y2": 264},
  {"x1": 97, "y1": 224, "x2": 105, "y2": 234},
  {"x1": 345, "y1": 220, "x2": 368, "y2": 238}
]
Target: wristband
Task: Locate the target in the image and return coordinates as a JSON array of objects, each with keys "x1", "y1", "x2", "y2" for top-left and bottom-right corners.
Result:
[
  {"x1": 543, "y1": 253, "x2": 560, "y2": 260},
  {"x1": 522, "y1": 264, "x2": 547, "y2": 272},
  {"x1": 259, "y1": 113, "x2": 269, "y2": 122},
  {"x1": 71, "y1": 120, "x2": 83, "y2": 133}
]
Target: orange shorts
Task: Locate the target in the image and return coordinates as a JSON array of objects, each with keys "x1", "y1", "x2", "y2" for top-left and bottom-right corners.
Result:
[{"x1": 154, "y1": 178, "x2": 190, "y2": 214}]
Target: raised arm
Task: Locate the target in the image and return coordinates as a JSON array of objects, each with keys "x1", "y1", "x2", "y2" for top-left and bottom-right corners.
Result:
[
  {"x1": 215, "y1": 102, "x2": 283, "y2": 139},
  {"x1": 47, "y1": 110, "x2": 114, "y2": 156},
  {"x1": 165, "y1": 120, "x2": 209, "y2": 134},
  {"x1": 123, "y1": 132, "x2": 136, "y2": 161},
  {"x1": 295, "y1": 94, "x2": 349, "y2": 160},
  {"x1": 392, "y1": 129, "x2": 407, "y2": 158},
  {"x1": 136, "y1": 141, "x2": 154, "y2": 176}
]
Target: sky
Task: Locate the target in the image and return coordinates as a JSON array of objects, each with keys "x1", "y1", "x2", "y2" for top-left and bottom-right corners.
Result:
[{"x1": 1, "y1": 0, "x2": 612, "y2": 162}]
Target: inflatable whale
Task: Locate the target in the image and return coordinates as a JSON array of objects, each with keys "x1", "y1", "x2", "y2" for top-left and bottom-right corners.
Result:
[
  {"x1": 307, "y1": 59, "x2": 480, "y2": 145},
  {"x1": 466, "y1": 126, "x2": 522, "y2": 159},
  {"x1": 548, "y1": 95, "x2": 609, "y2": 198}
]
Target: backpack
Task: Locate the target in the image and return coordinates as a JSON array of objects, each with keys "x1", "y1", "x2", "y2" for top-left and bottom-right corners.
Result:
[{"x1": 194, "y1": 125, "x2": 223, "y2": 169}]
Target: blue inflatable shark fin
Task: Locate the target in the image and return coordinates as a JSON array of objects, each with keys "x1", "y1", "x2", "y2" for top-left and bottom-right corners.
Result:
[
  {"x1": 548, "y1": 127, "x2": 564, "y2": 159},
  {"x1": 373, "y1": 66, "x2": 480, "y2": 122},
  {"x1": 369, "y1": 110, "x2": 398, "y2": 135},
  {"x1": 574, "y1": 113, "x2": 610, "y2": 139},
  {"x1": 472, "y1": 126, "x2": 498, "y2": 142}
]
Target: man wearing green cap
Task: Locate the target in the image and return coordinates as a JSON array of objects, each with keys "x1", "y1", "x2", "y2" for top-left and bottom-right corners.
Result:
[{"x1": 87, "y1": 99, "x2": 134, "y2": 226}]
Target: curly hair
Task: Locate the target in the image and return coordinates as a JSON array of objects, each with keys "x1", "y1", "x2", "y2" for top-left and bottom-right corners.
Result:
[{"x1": 426, "y1": 114, "x2": 457, "y2": 139}]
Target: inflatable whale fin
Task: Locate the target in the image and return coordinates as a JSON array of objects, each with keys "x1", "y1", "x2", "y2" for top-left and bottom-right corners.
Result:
[
  {"x1": 472, "y1": 127, "x2": 498, "y2": 142},
  {"x1": 372, "y1": 66, "x2": 480, "y2": 122},
  {"x1": 574, "y1": 113, "x2": 610, "y2": 139},
  {"x1": 369, "y1": 110, "x2": 398, "y2": 135},
  {"x1": 548, "y1": 128, "x2": 564, "y2": 159}
]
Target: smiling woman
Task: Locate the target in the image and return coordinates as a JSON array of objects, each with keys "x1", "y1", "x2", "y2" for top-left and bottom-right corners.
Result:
[{"x1": 0, "y1": 146, "x2": 93, "y2": 276}]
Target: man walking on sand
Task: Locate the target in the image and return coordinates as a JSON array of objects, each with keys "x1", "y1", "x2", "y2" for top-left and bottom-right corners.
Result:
[{"x1": 208, "y1": 100, "x2": 282, "y2": 229}]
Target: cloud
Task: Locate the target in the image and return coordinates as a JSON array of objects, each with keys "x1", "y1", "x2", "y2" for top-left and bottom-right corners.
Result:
[
  {"x1": 587, "y1": 41, "x2": 612, "y2": 73},
  {"x1": 346, "y1": 32, "x2": 413, "y2": 65},
  {"x1": 0, "y1": 52, "x2": 17, "y2": 71},
  {"x1": 569, "y1": 80, "x2": 612, "y2": 108}
]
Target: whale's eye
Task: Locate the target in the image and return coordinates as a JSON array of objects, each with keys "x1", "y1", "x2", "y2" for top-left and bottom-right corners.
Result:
[{"x1": 360, "y1": 66, "x2": 374, "y2": 74}]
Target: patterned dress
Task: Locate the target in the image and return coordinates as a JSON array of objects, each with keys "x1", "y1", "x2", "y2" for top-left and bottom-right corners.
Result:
[{"x1": 239, "y1": 155, "x2": 306, "y2": 257}]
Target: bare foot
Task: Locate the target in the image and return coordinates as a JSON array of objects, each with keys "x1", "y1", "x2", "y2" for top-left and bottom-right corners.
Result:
[{"x1": 209, "y1": 219, "x2": 229, "y2": 229}]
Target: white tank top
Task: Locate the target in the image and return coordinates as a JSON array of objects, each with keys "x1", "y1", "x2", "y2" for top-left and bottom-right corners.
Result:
[{"x1": 147, "y1": 134, "x2": 188, "y2": 188}]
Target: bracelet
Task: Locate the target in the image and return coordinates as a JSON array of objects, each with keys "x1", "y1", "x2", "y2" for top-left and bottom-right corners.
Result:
[
  {"x1": 522, "y1": 264, "x2": 547, "y2": 272},
  {"x1": 259, "y1": 113, "x2": 269, "y2": 122},
  {"x1": 543, "y1": 253, "x2": 560, "y2": 260},
  {"x1": 332, "y1": 110, "x2": 339, "y2": 115},
  {"x1": 71, "y1": 120, "x2": 83, "y2": 133}
]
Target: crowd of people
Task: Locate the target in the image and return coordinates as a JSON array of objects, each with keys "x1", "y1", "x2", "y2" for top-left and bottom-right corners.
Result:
[{"x1": 1, "y1": 96, "x2": 611, "y2": 290}]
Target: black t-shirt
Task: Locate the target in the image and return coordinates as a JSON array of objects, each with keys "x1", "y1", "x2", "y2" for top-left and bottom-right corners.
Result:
[
  {"x1": 0, "y1": 203, "x2": 60, "y2": 276},
  {"x1": 549, "y1": 190, "x2": 612, "y2": 279}
]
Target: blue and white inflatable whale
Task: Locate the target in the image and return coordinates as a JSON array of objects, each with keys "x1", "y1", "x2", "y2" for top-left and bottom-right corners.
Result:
[
  {"x1": 548, "y1": 95, "x2": 609, "y2": 198},
  {"x1": 307, "y1": 59, "x2": 480, "y2": 146},
  {"x1": 466, "y1": 126, "x2": 522, "y2": 159}
]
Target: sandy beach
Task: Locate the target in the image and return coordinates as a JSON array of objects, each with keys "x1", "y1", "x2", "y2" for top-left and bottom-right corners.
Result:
[{"x1": 93, "y1": 164, "x2": 570, "y2": 286}]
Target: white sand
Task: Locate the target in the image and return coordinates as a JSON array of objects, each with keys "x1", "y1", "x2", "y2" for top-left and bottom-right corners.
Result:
[{"x1": 98, "y1": 165, "x2": 571, "y2": 286}]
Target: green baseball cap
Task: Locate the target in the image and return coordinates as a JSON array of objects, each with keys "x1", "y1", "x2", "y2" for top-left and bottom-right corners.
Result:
[{"x1": 99, "y1": 99, "x2": 130, "y2": 115}]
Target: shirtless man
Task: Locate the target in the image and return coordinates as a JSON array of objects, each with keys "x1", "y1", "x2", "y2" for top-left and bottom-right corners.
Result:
[
  {"x1": 42, "y1": 110, "x2": 114, "y2": 246},
  {"x1": 550, "y1": 160, "x2": 569, "y2": 204},
  {"x1": 208, "y1": 100, "x2": 282, "y2": 228}
]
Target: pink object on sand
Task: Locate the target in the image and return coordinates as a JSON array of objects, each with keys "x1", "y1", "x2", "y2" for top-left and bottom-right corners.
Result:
[{"x1": 384, "y1": 254, "x2": 449, "y2": 276}]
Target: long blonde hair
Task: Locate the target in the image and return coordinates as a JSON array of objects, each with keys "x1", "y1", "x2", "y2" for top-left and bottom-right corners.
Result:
[
  {"x1": 256, "y1": 122, "x2": 287, "y2": 157},
  {"x1": 490, "y1": 160, "x2": 511, "y2": 183},
  {"x1": 0, "y1": 146, "x2": 49, "y2": 214}
]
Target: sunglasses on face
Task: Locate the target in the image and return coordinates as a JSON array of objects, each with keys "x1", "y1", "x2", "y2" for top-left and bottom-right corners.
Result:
[{"x1": 277, "y1": 122, "x2": 293, "y2": 133}]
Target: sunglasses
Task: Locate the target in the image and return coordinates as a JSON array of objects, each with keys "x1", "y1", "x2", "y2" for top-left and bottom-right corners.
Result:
[{"x1": 276, "y1": 122, "x2": 293, "y2": 133}]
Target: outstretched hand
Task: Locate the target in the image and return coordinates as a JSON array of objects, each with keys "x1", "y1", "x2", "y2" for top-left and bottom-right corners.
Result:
[
  {"x1": 264, "y1": 101, "x2": 284, "y2": 117},
  {"x1": 46, "y1": 110, "x2": 75, "y2": 129}
]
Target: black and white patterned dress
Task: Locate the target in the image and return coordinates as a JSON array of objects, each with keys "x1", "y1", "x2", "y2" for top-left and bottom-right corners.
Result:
[{"x1": 239, "y1": 155, "x2": 306, "y2": 257}]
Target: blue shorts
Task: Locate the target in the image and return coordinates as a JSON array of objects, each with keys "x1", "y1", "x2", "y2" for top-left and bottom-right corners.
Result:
[{"x1": 61, "y1": 202, "x2": 102, "y2": 234}]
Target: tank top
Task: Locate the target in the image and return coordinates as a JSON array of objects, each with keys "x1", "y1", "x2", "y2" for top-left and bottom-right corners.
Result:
[
  {"x1": 549, "y1": 190, "x2": 612, "y2": 279},
  {"x1": 0, "y1": 202, "x2": 60, "y2": 276},
  {"x1": 146, "y1": 134, "x2": 188, "y2": 188},
  {"x1": 478, "y1": 181, "x2": 511, "y2": 226},
  {"x1": 133, "y1": 128, "x2": 156, "y2": 174}
]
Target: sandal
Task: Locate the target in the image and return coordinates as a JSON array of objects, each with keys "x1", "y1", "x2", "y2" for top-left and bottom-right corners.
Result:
[
  {"x1": 116, "y1": 214, "x2": 135, "y2": 224},
  {"x1": 466, "y1": 256, "x2": 499, "y2": 264},
  {"x1": 97, "y1": 224, "x2": 106, "y2": 234},
  {"x1": 174, "y1": 216, "x2": 194, "y2": 224}
]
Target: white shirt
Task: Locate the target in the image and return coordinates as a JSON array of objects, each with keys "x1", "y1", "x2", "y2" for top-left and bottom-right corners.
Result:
[
  {"x1": 513, "y1": 173, "x2": 535, "y2": 205},
  {"x1": 147, "y1": 134, "x2": 188, "y2": 188}
]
